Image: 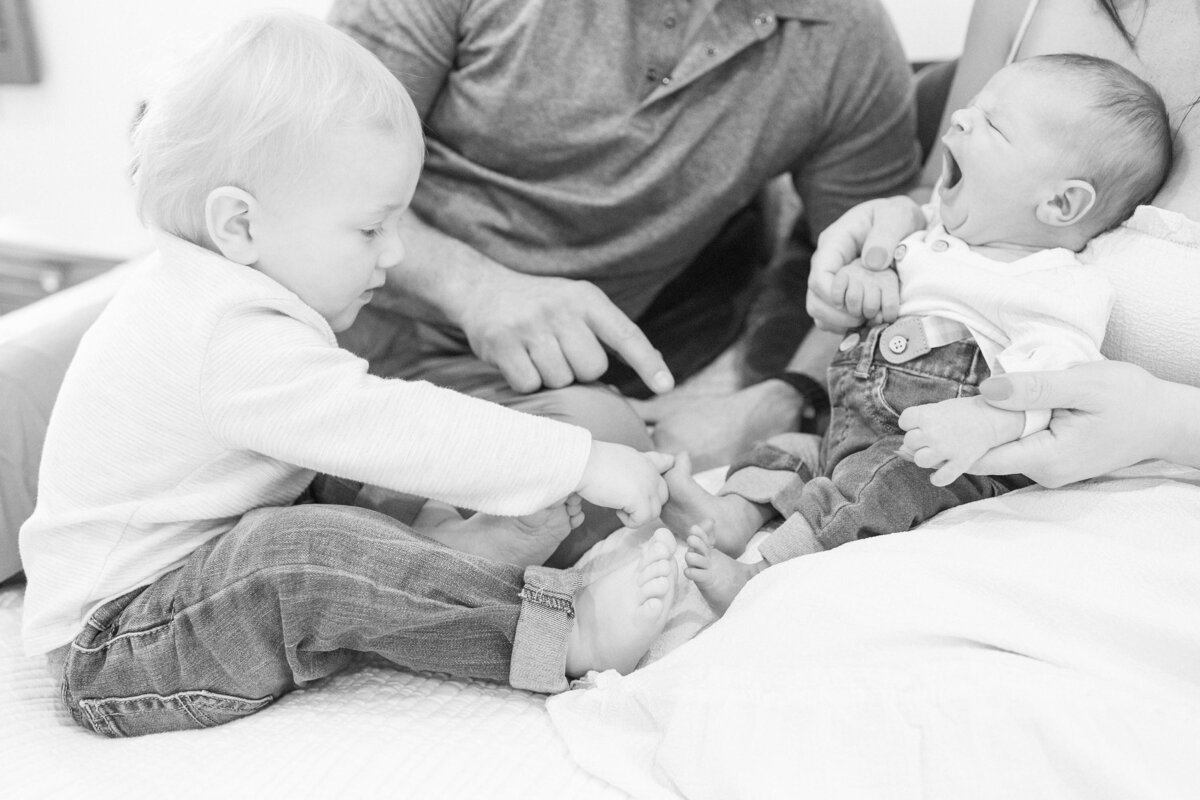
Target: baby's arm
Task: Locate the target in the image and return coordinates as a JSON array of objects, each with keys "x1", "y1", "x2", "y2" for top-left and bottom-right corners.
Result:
[{"x1": 898, "y1": 396, "x2": 1025, "y2": 486}]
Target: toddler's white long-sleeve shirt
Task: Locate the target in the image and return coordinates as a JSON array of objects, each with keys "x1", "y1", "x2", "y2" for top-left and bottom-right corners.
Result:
[{"x1": 20, "y1": 234, "x2": 592, "y2": 654}]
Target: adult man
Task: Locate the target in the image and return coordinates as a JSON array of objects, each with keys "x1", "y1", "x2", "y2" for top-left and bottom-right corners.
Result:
[{"x1": 330, "y1": 0, "x2": 920, "y2": 563}]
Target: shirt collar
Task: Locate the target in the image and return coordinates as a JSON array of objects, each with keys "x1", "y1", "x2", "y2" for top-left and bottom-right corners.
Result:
[
  {"x1": 760, "y1": 0, "x2": 836, "y2": 23},
  {"x1": 150, "y1": 228, "x2": 287, "y2": 295}
]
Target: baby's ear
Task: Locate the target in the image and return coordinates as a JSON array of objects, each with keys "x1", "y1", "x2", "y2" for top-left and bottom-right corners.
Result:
[
  {"x1": 1036, "y1": 180, "x2": 1097, "y2": 228},
  {"x1": 205, "y1": 186, "x2": 258, "y2": 265}
]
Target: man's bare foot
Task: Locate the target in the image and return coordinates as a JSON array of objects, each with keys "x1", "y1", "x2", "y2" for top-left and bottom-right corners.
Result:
[
  {"x1": 660, "y1": 452, "x2": 770, "y2": 556},
  {"x1": 642, "y1": 379, "x2": 803, "y2": 471},
  {"x1": 683, "y1": 521, "x2": 767, "y2": 615},
  {"x1": 565, "y1": 529, "x2": 678, "y2": 677},
  {"x1": 420, "y1": 496, "x2": 584, "y2": 567}
]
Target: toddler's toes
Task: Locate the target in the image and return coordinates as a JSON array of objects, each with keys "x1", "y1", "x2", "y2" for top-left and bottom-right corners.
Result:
[
  {"x1": 641, "y1": 574, "x2": 672, "y2": 596},
  {"x1": 645, "y1": 528, "x2": 677, "y2": 560}
]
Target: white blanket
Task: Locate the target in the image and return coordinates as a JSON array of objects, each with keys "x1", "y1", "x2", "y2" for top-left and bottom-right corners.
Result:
[
  {"x1": 548, "y1": 461, "x2": 1200, "y2": 800},
  {"x1": 0, "y1": 494, "x2": 728, "y2": 800},
  {"x1": 0, "y1": 575, "x2": 630, "y2": 799}
]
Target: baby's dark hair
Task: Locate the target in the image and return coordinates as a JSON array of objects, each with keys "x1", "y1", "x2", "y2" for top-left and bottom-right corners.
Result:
[{"x1": 1019, "y1": 53, "x2": 1172, "y2": 232}]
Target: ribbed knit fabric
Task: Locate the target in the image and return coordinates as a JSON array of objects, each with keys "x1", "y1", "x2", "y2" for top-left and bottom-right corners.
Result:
[{"x1": 20, "y1": 233, "x2": 592, "y2": 654}]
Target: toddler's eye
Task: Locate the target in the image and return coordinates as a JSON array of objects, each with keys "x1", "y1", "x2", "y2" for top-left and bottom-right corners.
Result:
[{"x1": 361, "y1": 227, "x2": 383, "y2": 239}]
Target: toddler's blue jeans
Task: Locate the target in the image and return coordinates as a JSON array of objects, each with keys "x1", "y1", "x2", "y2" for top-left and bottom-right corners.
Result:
[{"x1": 57, "y1": 504, "x2": 579, "y2": 737}]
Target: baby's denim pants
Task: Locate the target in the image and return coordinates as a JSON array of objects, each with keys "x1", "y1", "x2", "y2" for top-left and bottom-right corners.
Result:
[
  {"x1": 55, "y1": 504, "x2": 579, "y2": 737},
  {"x1": 726, "y1": 321, "x2": 1034, "y2": 563}
]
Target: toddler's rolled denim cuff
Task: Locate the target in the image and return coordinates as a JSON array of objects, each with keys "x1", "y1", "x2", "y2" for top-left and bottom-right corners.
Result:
[
  {"x1": 758, "y1": 513, "x2": 825, "y2": 565},
  {"x1": 510, "y1": 566, "x2": 582, "y2": 694}
]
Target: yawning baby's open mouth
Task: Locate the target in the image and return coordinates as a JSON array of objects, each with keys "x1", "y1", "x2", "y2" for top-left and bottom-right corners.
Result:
[{"x1": 942, "y1": 148, "x2": 963, "y2": 190}]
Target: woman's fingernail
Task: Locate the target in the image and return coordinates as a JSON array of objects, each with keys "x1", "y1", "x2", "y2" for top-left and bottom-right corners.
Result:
[
  {"x1": 653, "y1": 371, "x2": 674, "y2": 392},
  {"x1": 864, "y1": 247, "x2": 888, "y2": 269},
  {"x1": 980, "y1": 377, "x2": 1013, "y2": 401}
]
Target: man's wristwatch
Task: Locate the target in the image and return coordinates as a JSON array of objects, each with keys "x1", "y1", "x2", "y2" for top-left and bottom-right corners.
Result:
[{"x1": 771, "y1": 371, "x2": 831, "y2": 434}]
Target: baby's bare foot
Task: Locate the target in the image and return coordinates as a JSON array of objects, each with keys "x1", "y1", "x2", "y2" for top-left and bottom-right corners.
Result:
[
  {"x1": 424, "y1": 496, "x2": 583, "y2": 566},
  {"x1": 660, "y1": 452, "x2": 766, "y2": 556},
  {"x1": 565, "y1": 529, "x2": 678, "y2": 677},
  {"x1": 683, "y1": 521, "x2": 766, "y2": 615}
]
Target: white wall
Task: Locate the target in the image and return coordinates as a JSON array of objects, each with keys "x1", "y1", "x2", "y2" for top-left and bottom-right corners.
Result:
[
  {"x1": 0, "y1": 1, "x2": 332, "y2": 260},
  {"x1": 0, "y1": 0, "x2": 969, "y2": 262},
  {"x1": 881, "y1": 0, "x2": 973, "y2": 65}
]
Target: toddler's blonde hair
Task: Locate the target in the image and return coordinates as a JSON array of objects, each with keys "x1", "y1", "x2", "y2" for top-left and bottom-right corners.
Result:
[{"x1": 131, "y1": 10, "x2": 423, "y2": 244}]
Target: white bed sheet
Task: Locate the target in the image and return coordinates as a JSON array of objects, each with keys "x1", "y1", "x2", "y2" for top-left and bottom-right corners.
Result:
[
  {"x1": 547, "y1": 461, "x2": 1200, "y2": 800},
  {"x1": 0, "y1": 470, "x2": 733, "y2": 800},
  {"x1": 0, "y1": 580, "x2": 630, "y2": 800}
]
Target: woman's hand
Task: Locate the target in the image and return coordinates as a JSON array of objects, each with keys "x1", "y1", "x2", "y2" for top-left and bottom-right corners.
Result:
[
  {"x1": 968, "y1": 360, "x2": 1196, "y2": 486},
  {"x1": 807, "y1": 196, "x2": 926, "y2": 332}
]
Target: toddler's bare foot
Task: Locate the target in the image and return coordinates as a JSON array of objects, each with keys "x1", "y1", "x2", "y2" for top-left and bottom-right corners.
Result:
[
  {"x1": 660, "y1": 452, "x2": 768, "y2": 556},
  {"x1": 566, "y1": 529, "x2": 678, "y2": 677},
  {"x1": 423, "y1": 496, "x2": 584, "y2": 566},
  {"x1": 683, "y1": 521, "x2": 766, "y2": 615}
]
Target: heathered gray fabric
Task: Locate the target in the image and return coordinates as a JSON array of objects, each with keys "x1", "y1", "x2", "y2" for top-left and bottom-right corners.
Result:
[{"x1": 332, "y1": 0, "x2": 919, "y2": 320}]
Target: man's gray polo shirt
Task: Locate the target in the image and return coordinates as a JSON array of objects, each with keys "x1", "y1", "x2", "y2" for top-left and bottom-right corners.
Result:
[{"x1": 333, "y1": 0, "x2": 919, "y2": 320}]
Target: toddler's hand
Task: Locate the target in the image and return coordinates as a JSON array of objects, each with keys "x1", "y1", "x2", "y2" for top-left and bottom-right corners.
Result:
[
  {"x1": 899, "y1": 395, "x2": 1024, "y2": 486},
  {"x1": 576, "y1": 442, "x2": 673, "y2": 528},
  {"x1": 828, "y1": 262, "x2": 900, "y2": 325}
]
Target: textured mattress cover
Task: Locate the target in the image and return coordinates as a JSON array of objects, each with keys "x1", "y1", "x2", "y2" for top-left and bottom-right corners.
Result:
[
  {"x1": 4, "y1": 575, "x2": 660, "y2": 799},
  {"x1": 0, "y1": 579, "x2": 628, "y2": 799},
  {"x1": 0, "y1": 471, "x2": 732, "y2": 800}
]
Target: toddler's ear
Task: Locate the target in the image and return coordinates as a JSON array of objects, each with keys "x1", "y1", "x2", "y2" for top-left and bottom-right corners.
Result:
[
  {"x1": 1036, "y1": 180, "x2": 1097, "y2": 228},
  {"x1": 205, "y1": 186, "x2": 258, "y2": 265}
]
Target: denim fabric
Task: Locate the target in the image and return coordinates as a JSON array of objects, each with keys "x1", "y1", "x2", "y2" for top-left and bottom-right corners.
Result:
[
  {"x1": 59, "y1": 504, "x2": 579, "y2": 737},
  {"x1": 733, "y1": 323, "x2": 1033, "y2": 563}
]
